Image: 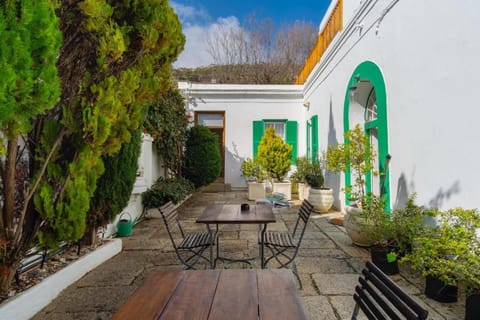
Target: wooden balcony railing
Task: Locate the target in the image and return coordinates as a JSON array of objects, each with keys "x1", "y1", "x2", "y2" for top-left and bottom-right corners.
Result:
[{"x1": 295, "y1": 0, "x2": 343, "y2": 84}]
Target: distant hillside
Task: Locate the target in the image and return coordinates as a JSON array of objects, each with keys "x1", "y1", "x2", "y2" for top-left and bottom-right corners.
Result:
[{"x1": 173, "y1": 63, "x2": 302, "y2": 85}]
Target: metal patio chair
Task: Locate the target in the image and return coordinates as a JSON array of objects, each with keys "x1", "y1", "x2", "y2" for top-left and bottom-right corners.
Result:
[
  {"x1": 153, "y1": 201, "x2": 217, "y2": 270},
  {"x1": 352, "y1": 261, "x2": 429, "y2": 320},
  {"x1": 261, "y1": 199, "x2": 314, "y2": 289}
]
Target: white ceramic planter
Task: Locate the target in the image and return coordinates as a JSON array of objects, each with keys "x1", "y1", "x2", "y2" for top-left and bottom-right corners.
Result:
[
  {"x1": 308, "y1": 188, "x2": 334, "y2": 213},
  {"x1": 343, "y1": 206, "x2": 373, "y2": 247},
  {"x1": 247, "y1": 181, "x2": 266, "y2": 200},
  {"x1": 273, "y1": 181, "x2": 292, "y2": 200},
  {"x1": 298, "y1": 183, "x2": 310, "y2": 201}
]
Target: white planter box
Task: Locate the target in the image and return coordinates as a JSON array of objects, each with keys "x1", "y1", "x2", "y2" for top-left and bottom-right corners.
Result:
[
  {"x1": 248, "y1": 182, "x2": 266, "y2": 200},
  {"x1": 0, "y1": 239, "x2": 122, "y2": 320},
  {"x1": 298, "y1": 183, "x2": 310, "y2": 201},
  {"x1": 273, "y1": 181, "x2": 292, "y2": 200}
]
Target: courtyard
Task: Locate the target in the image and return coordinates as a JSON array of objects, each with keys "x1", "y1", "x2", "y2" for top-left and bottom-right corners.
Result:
[{"x1": 31, "y1": 190, "x2": 464, "y2": 320}]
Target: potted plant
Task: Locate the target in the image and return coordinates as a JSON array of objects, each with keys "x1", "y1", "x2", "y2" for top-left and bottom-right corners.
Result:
[
  {"x1": 304, "y1": 159, "x2": 334, "y2": 213},
  {"x1": 290, "y1": 156, "x2": 314, "y2": 201},
  {"x1": 326, "y1": 124, "x2": 377, "y2": 246},
  {"x1": 359, "y1": 193, "x2": 399, "y2": 274},
  {"x1": 257, "y1": 127, "x2": 293, "y2": 200},
  {"x1": 390, "y1": 193, "x2": 425, "y2": 257},
  {"x1": 241, "y1": 157, "x2": 267, "y2": 200},
  {"x1": 402, "y1": 208, "x2": 480, "y2": 304}
]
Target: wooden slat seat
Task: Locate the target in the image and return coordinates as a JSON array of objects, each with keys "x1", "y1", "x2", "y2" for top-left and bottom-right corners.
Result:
[
  {"x1": 261, "y1": 200, "x2": 314, "y2": 289},
  {"x1": 155, "y1": 201, "x2": 217, "y2": 269},
  {"x1": 178, "y1": 231, "x2": 216, "y2": 249},
  {"x1": 264, "y1": 231, "x2": 295, "y2": 248}
]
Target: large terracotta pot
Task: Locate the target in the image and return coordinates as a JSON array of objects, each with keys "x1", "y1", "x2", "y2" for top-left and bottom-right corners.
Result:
[
  {"x1": 308, "y1": 188, "x2": 333, "y2": 213},
  {"x1": 343, "y1": 206, "x2": 373, "y2": 247}
]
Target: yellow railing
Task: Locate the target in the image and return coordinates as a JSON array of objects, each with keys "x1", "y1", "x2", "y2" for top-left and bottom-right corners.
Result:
[{"x1": 295, "y1": 0, "x2": 343, "y2": 84}]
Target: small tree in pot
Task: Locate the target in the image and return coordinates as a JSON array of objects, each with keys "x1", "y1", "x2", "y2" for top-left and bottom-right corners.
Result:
[
  {"x1": 241, "y1": 157, "x2": 267, "y2": 200},
  {"x1": 326, "y1": 124, "x2": 377, "y2": 246},
  {"x1": 257, "y1": 127, "x2": 292, "y2": 199}
]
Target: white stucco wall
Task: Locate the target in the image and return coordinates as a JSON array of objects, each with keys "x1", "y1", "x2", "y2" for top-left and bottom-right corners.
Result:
[
  {"x1": 179, "y1": 83, "x2": 305, "y2": 189},
  {"x1": 177, "y1": 0, "x2": 479, "y2": 212},
  {"x1": 304, "y1": 0, "x2": 480, "y2": 210}
]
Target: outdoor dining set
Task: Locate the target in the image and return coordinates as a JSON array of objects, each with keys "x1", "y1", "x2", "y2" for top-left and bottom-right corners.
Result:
[{"x1": 111, "y1": 200, "x2": 430, "y2": 320}]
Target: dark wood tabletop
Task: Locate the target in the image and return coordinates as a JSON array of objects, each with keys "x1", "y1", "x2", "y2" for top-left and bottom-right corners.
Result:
[
  {"x1": 112, "y1": 269, "x2": 307, "y2": 320},
  {"x1": 196, "y1": 204, "x2": 275, "y2": 224}
]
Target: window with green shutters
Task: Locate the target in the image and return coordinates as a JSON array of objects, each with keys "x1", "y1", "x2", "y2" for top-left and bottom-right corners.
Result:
[{"x1": 252, "y1": 120, "x2": 297, "y2": 164}]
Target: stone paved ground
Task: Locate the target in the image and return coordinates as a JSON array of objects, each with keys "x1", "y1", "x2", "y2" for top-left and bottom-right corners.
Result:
[{"x1": 32, "y1": 190, "x2": 464, "y2": 319}]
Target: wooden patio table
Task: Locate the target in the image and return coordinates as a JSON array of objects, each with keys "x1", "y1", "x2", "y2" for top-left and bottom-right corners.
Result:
[
  {"x1": 196, "y1": 204, "x2": 276, "y2": 268},
  {"x1": 112, "y1": 269, "x2": 307, "y2": 320}
]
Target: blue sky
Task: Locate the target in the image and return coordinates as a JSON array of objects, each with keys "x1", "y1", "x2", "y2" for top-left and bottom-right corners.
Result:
[{"x1": 171, "y1": 0, "x2": 332, "y2": 68}]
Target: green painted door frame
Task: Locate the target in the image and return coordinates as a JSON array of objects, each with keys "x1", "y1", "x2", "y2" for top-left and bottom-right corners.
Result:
[{"x1": 343, "y1": 61, "x2": 390, "y2": 211}]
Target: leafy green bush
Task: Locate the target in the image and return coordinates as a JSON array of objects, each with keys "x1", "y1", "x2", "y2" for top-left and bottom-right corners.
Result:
[
  {"x1": 257, "y1": 127, "x2": 292, "y2": 182},
  {"x1": 142, "y1": 177, "x2": 194, "y2": 208},
  {"x1": 183, "y1": 125, "x2": 221, "y2": 188},
  {"x1": 241, "y1": 157, "x2": 266, "y2": 182},
  {"x1": 85, "y1": 128, "x2": 142, "y2": 244},
  {"x1": 390, "y1": 193, "x2": 425, "y2": 255}
]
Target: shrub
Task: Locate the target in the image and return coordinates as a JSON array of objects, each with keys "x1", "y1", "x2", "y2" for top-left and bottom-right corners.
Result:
[
  {"x1": 183, "y1": 125, "x2": 221, "y2": 188},
  {"x1": 257, "y1": 127, "x2": 292, "y2": 181},
  {"x1": 241, "y1": 157, "x2": 266, "y2": 182},
  {"x1": 142, "y1": 177, "x2": 194, "y2": 208},
  {"x1": 85, "y1": 128, "x2": 142, "y2": 244}
]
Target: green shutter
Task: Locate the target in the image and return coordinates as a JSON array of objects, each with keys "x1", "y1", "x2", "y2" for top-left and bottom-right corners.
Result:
[
  {"x1": 311, "y1": 115, "x2": 318, "y2": 162},
  {"x1": 253, "y1": 121, "x2": 264, "y2": 157},
  {"x1": 285, "y1": 121, "x2": 297, "y2": 164}
]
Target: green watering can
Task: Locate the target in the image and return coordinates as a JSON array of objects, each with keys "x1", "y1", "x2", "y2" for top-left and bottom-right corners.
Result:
[{"x1": 117, "y1": 212, "x2": 133, "y2": 237}]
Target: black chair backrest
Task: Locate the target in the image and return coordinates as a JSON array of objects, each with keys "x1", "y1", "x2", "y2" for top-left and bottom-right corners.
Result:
[
  {"x1": 291, "y1": 199, "x2": 314, "y2": 239},
  {"x1": 353, "y1": 261, "x2": 428, "y2": 320},
  {"x1": 159, "y1": 202, "x2": 185, "y2": 244}
]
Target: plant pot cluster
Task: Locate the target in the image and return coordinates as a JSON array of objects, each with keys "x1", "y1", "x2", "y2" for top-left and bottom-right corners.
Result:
[{"x1": 401, "y1": 207, "x2": 480, "y2": 319}]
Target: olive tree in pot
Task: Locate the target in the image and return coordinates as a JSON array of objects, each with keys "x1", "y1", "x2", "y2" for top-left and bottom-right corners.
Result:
[
  {"x1": 304, "y1": 160, "x2": 334, "y2": 213},
  {"x1": 326, "y1": 124, "x2": 377, "y2": 246},
  {"x1": 241, "y1": 157, "x2": 267, "y2": 201},
  {"x1": 402, "y1": 208, "x2": 480, "y2": 305},
  {"x1": 257, "y1": 127, "x2": 292, "y2": 200}
]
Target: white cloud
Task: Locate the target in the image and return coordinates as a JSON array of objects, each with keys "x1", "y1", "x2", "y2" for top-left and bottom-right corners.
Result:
[{"x1": 171, "y1": 2, "x2": 243, "y2": 68}]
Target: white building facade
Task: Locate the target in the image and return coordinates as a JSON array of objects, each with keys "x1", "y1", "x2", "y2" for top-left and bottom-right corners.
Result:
[{"x1": 179, "y1": 0, "x2": 480, "y2": 212}]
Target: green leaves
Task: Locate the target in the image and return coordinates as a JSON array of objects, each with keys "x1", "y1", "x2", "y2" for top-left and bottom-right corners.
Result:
[{"x1": 257, "y1": 127, "x2": 292, "y2": 182}]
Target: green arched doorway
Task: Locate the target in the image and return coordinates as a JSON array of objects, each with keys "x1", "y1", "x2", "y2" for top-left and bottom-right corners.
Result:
[{"x1": 343, "y1": 61, "x2": 390, "y2": 211}]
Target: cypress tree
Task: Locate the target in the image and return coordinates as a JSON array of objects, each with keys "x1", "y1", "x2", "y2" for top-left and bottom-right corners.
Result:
[
  {"x1": 0, "y1": 0, "x2": 185, "y2": 294},
  {"x1": 183, "y1": 125, "x2": 221, "y2": 188},
  {"x1": 85, "y1": 128, "x2": 142, "y2": 245}
]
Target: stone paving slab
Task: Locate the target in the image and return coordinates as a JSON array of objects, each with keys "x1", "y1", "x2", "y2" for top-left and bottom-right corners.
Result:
[
  {"x1": 312, "y1": 273, "x2": 360, "y2": 295},
  {"x1": 302, "y1": 296, "x2": 337, "y2": 320}
]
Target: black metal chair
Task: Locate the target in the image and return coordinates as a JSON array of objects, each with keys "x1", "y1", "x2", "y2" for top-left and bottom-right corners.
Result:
[
  {"x1": 261, "y1": 199, "x2": 314, "y2": 289},
  {"x1": 352, "y1": 261, "x2": 429, "y2": 320},
  {"x1": 154, "y1": 201, "x2": 217, "y2": 270}
]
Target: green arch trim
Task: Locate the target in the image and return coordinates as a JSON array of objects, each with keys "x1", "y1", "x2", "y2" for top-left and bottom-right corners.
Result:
[{"x1": 343, "y1": 61, "x2": 390, "y2": 211}]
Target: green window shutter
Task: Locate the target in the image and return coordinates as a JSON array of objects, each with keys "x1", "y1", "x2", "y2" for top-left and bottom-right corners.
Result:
[
  {"x1": 311, "y1": 115, "x2": 318, "y2": 162},
  {"x1": 285, "y1": 121, "x2": 297, "y2": 164},
  {"x1": 253, "y1": 120, "x2": 264, "y2": 157}
]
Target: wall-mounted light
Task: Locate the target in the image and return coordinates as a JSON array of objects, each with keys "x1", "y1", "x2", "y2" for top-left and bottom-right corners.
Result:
[{"x1": 303, "y1": 101, "x2": 310, "y2": 110}]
